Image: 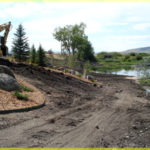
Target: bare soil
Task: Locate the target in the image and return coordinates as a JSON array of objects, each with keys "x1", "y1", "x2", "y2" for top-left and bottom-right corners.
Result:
[{"x1": 0, "y1": 64, "x2": 150, "y2": 147}]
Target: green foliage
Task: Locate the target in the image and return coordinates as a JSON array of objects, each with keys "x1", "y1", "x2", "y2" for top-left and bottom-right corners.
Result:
[
  {"x1": 90, "y1": 79, "x2": 97, "y2": 82},
  {"x1": 123, "y1": 55, "x2": 130, "y2": 61},
  {"x1": 138, "y1": 53, "x2": 150, "y2": 57},
  {"x1": 13, "y1": 91, "x2": 29, "y2": 101},
  {"x1": 136, "y1": 55, "x2": 143, "y2": 60},
  {"x1": 30, "y1": 45, "x2": 36, "y2": 64},
  {"x1": 76, "y1": 72, "x2": 82, "y2": 77},
  {"x1": 111, "y1": 52, "x2": 122, "y2": 58},
  {"x1": 97, "y1": 52, "x2": 122, "y2": 60},
  {"x1": 12, "y1": 24, "x2": 29, "y2": 62},
  {"x1": 53, "y1": 22, "x2": 86, "y2": 55},
  {"x1": 76, "y1": 38, "x2": 96, "y2": 62},
  {"x1": 139, "y1": 78, "x2": 150, "y2": 86},
  {"x1": 130, "y1": 52, "x2": 136, "y2": 56},
  {"x1": 67, "y1": 55, "x2": 75, "y2": 68},
  {"x1": 21, "y1": 84, "x2": 34, "y2": 92},
  {"x1": 53, "y1": 22, "x2": 96, "y2": 62},
  {"x1": 83, "y1": 61, "x2": 90, "y2": 76},
  {"x1": 36, "y1": 45, "x2": 46, "y2": 66}
]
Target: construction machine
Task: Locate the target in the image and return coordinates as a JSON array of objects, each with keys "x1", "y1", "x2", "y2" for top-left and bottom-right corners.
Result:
[{"x1": 0, "y1": 22, "x2": 11, "y2": 57}]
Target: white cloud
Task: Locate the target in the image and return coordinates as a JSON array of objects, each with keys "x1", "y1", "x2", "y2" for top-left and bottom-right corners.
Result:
[
  {"x1": 133, "y1": 23, "x2": 150, "y2": 31},
  {"x1": 1, "y1": 2, "x2": 150, "y2": 53},
  {"x1": 106, "y1": 22, "x2": 128, "y2": 26},
  {"x1": 108, "y1": 35, "x2": 150, "y2": 40}
]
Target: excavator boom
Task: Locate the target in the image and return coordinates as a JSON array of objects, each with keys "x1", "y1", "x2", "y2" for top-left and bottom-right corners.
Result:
[{"x1": 0, "y1": 22, "x2": 11, "y2": 56}]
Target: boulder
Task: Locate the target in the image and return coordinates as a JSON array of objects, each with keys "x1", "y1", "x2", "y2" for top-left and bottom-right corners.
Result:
[
  {"x1": 0, "y1": 73, "x2": 21, "y2": 91},
  {"x1": 86, "y1": 75, "x2": 94, "y2": 81},
  {"x1": 69, "y1": 69, "x2": 75, "y2": 75},
  {"x1": 0, "y1": 65, "x2": 15, "y2": 78}
]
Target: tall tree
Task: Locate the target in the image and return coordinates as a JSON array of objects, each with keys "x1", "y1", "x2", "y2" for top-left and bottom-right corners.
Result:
[
  {"x1": 53, "y1": 22, "x2": 86, "y2": 55},
  {"x1": 30, "y1": 44, "x2": 36, "y2": 64},
  {"x1": 76, "y1": 37, "x2": 96, "y2": 62},
  {"x1": 12, "y1": 24, "x2": 29, "y2": 62},
  {"x1": 36, "y1": 45, "x2": 46, "y2": 66}
]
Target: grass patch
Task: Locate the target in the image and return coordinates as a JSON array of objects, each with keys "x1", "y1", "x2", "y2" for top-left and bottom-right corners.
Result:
[
  {"x1": 139, "y1": 78, "x2": 150, "y2": 86},
  {"x1": 13, "y1": 91, "x2": 29, "y2": 101},
  {"x1": 21, "y1": 84, "x2": 34, "y2": 92},
  {"x1": 76, "y1": 73, "x2": 82, "y2": 78}
]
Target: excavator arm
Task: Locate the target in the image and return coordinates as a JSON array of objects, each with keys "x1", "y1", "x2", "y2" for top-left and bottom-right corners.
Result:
[{"x1": 0, "y1": 22, "x2": 11, "y2": 56}]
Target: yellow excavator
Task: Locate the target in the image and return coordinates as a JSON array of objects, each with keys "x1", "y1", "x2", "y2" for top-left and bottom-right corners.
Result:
[{"x1": 0, "y1": 22, "x2": 11, "y2": 57}]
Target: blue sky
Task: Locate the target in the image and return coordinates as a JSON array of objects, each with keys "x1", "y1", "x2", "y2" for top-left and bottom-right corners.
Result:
[{"x1": 1, "y1": 2, "x2": 150, "y2": 53}]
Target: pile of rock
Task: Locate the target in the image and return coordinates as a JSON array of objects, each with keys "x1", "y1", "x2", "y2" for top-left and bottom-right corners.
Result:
[{"x1": 0, "y1": 65, "x2": 21, "y2": 91}]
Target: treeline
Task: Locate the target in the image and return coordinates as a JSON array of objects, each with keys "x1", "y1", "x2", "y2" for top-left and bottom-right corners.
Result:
[
  {"x1": 11, "y1": 24, "x2": 47, "y2": 66},
  {"x1": 11, "y1": 23, "x2": 96, "y2": 69},
  {"x1": 96, "y1": 52, "x2": 149, "y2": 62}
]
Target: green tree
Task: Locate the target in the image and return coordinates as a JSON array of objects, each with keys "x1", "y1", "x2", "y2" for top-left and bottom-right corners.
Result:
[
  {"x1": 53, "y1": 23, "x2": 96, "y2": 63},
  {"x1": 30, "y1": 45, "x2": 36, "y2": 64},
  {"x1": 76, "y1": 37, "x2": 96, "y2": 62},
  {"x1": 12, "y1": 24, "x2": 29, "y2": 62},
  {"x1": 36, "y1": 45, "x2": 46, "y2": 66},
  {"x1": 53, "y1": 22, "x2": 86, "y2": 55},
  {"x1": 136, "y1": 55, "x2": 143, "y2": 60}
]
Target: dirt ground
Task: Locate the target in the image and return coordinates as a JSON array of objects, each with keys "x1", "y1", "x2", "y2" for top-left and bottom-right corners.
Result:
[{"x1": 0, "y1": 64, "x2": 150, "y2": 147}]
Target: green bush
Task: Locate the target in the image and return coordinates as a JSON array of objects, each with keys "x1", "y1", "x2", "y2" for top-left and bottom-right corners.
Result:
[
  {"x1": 90, "y1": 79, "x2": 96, "y2": 82},
  {"x1": 139, "y1": 78, "x2": 150, "y2": 86},
  {"x1": 124, "y1": 55, "x2": 130, "y2": 61},
  {"x1": 76, "y1": 73, "x2": 82, "y2": 77},
  {"x1": 13, "y1": 91, "x2": 29, "y2": 101},
  {"x1": 136, "y1": 55, "x2": 143, "y2": 60},
  {"x1": 21, "y1": 84, "x2": 34, "y2": 92},
  {"x1": 130, "y1": 52, "x2": 136, "y2": 56}
]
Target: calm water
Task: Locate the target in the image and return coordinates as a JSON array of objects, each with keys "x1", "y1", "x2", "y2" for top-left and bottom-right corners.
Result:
[{"x1": 112, "y1": 69, "x2": 141, "y2": 77}]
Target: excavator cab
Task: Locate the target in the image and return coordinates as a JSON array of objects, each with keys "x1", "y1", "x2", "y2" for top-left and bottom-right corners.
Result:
[
  {"x1": 0, "y1": 36, "x2": 8, "y2": 56},
  {"x1": 0, "y1": 22, "x2": 11, "y2": 57}
]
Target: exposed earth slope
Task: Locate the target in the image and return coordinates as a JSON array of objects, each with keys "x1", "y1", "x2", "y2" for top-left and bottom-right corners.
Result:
[{"x1": 0, "y1": 62, "x2": 150, "y2": 147}]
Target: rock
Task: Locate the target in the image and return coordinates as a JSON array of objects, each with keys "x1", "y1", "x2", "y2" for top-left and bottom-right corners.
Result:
[
  {"x1": 69, "y1": 69, "x2": 75, "y2": 75},
  {"x1": 49, "y1": 118, "x2": 55, "y2": 123},
  {"x1": 116, "y1": 89, "x2": 123, "y2": 93},
  {"x1": 75, "y1": 71, "x2": 80, "y2": 75},
  {"x1": 0, "y1": 65, "x2": 15, "y2": 78},
  {"x1": 0, "y1": 73, "x2": 21, "y2": 91},
  {"x1": 87, "y1": 75, "x2": 94, "y2": 80},
  {"x1": 98, "y1": 85, "x2": 103, "y2": 88},
  {"x1": 95, "y1": 125, "x2": 99, "y2": 129},
  {"x1": 132, "y1": 125, "x2": 138, "y2": 130}
]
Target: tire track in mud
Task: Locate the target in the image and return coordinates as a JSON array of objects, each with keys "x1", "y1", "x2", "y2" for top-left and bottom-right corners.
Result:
[{"x1": 0, "y1": 64, "x2": 150, "y2": 147}]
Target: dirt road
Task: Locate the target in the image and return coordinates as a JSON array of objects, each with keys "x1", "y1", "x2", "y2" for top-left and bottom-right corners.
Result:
[{"x1": 0, "y1": 64, "x2": 150, "y2": 147}]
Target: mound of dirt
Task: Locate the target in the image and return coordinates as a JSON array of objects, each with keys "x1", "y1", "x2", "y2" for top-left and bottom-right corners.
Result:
[{"x1": 0, "y1": 77, "x2": 45, "y2": 113}]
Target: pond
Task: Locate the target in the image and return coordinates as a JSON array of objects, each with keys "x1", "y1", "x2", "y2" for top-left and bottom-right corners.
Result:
[
  {"x1": 96, "y1": 68, "x2": 150, "y2": 79},
  {"x1": 111, "y1": 69, "x2": 142, "y2": 78}
]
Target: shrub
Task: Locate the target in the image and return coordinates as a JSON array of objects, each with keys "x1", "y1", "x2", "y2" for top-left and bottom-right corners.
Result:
[
  {"x1": 139, "y1": 78, "x2": 150, "y2": 86},
  {"x1": 21, "y1": 84, "x2": 33, "y2": 92},
  {"x1": 130, "y1": 52, "x2": 136, "y2": 56},
  {"x1": 76, "y1": 73, "x2": 82, "y2": 77},
  {"x1": 123, "y1": 55, "x2": 130, "y2": 61},
  {"x1": 13, "y1": 91, "x2": 29, "y2": 101},
  {"x1": 136, "y1": 55, "x2": 143, "y2": 60}
]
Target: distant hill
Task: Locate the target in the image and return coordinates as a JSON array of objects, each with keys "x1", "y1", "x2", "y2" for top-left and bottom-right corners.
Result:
[{"x1": 122, "y1": 46, "x2": 150, "y2": 54}]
